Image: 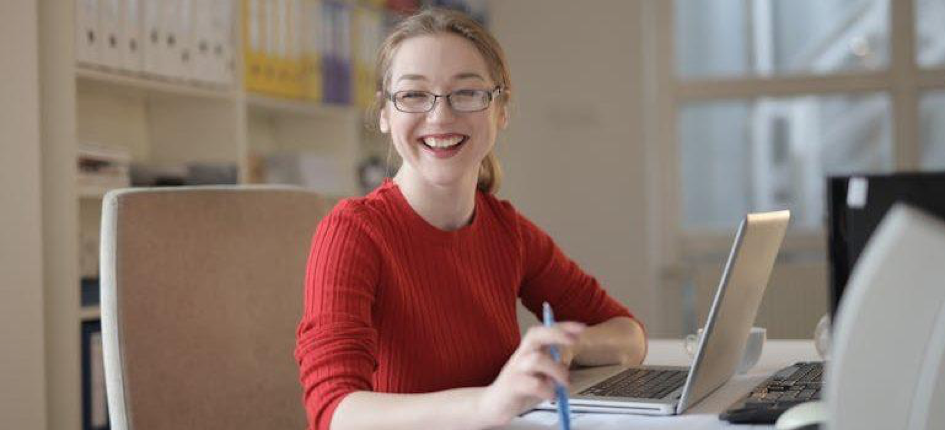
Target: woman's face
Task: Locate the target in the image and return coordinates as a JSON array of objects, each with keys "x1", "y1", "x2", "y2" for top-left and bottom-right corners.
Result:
[{"x1": 380, "y1": 33, "x2": 507, "y2": 189}]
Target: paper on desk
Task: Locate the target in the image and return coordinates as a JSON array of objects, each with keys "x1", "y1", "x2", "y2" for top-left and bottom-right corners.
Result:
[{"x1": 505, "y1": 410, "x2": 723, "y2": 430}]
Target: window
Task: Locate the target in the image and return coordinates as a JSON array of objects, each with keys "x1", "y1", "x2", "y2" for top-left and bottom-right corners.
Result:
[
  {"x1": 676, "y1": 0, "x2": 889, "y2": 78},
  {"x1": 662, "y1": 0, "x2": 944, "y2": 240},
  {"x1": 679, "y1": 94, "x2": 893, "y2": 231},
  {"x1": 652, "y1": 0, "x2": 945, "y2": 337},
  {"x1": 917, "y1": 0, "x2": 945, "y2": 68},
  {"x1": 920, "y1": 91, "x2": 945, "y2": 169}
]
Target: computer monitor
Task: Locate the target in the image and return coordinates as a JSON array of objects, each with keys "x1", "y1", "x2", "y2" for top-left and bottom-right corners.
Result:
[{"x1": 826, "y1": 171, "x2": 945, "y2": 316}]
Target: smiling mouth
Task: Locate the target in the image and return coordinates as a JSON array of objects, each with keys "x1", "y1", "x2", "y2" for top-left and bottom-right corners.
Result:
[{"x1": 419, "y1": 135, "x2": 469, "y2": 152}]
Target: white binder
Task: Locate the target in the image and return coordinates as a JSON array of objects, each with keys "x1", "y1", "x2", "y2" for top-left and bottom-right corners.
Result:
[
  {"x1": 211, "y1": 0, "x2": 235, "y2": 85},
  {"x1": 99, "y1": 0, "x2": 123, "y2": 69},
  {"x1": 76, "y1": 0, "x2": 102, "y2": 66},
  {"x1": 157, "y1": 0, "x2": 182, "y2": 79},
  {"x1": 176, "y1": 0, "x2": 195, "y2": 81},
  {"x1": 141, "y1": 0, "x2": 163, "y2": 77},
  {"x1": 189, "y1": 0, "x2": 213, "y2": 83},
  {"x1": 120, "y1": 0, "x2": 143, "y2": 72}
]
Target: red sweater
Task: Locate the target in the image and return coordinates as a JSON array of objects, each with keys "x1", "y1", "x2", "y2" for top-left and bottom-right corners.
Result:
[{"x1": 295, "y1": 180, "x2": 636, "y2": 430}]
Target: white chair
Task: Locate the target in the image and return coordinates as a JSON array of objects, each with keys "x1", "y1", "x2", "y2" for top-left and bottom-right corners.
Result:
[
  {"x1": 827, "y1": 204, "x2": 945, "y2": 430},
  {"x1": 100, "y1": 186, "x2": 327, "y2": 430}
]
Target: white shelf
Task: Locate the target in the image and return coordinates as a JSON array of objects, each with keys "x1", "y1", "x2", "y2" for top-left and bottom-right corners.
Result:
[
  {"x1": 79, "y1": 306, "x2": 101, "y2": 322},
  {"x1": 247, "y1": 93, "x2": 362, "y2": 120},
  {"x1": 76, "y1": 66, "x2": 236, "y2": 102}
]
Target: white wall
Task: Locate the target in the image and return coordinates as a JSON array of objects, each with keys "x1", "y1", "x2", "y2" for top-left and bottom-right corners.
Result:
[
  {"x1": 489, "y1": 1, "x2": 657, "y2": 331},
  {"x1": 0, "y1": 0, "x2": 48, "y2": 427}
]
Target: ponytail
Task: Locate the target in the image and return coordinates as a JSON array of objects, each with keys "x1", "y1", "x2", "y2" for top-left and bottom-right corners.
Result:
[{"x1": 477, "y1": 150, "x2": 502, "y2": 193}]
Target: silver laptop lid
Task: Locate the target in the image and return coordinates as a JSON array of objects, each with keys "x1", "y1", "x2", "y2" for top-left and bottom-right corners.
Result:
[{"x1": 676, "y1": 210, "x2": 790, "y2": 413}]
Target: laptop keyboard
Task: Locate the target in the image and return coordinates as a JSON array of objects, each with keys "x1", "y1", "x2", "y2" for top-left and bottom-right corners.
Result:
[
  {"x1": 579, "y1": 368, "x2": 688, "y2": 399},
  {"x1": 720, "y1": 361, "x2": 824, "y2": 424}
]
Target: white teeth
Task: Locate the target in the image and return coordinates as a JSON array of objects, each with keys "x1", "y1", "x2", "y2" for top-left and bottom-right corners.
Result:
[{"x1": 422, "y1": 136, "x2": 464, "y2": 148}]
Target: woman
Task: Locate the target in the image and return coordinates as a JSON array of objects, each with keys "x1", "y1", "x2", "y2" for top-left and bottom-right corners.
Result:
[{"x1": 295, "y1": 8, "x2": 647, "y2": 430}]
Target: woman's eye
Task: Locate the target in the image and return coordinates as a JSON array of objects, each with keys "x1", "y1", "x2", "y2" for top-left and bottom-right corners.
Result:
[
  {"x1": 401, "y1": 91, "x2": 428, "y2": 99},
  {"x1": 454, "y1": 89, "x2": 479, "y2": 98}
]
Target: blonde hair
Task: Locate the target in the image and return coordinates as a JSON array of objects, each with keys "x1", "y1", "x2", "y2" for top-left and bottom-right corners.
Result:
[{"x1": 368, "y1": 8, "x2": 511, "y2": 194}]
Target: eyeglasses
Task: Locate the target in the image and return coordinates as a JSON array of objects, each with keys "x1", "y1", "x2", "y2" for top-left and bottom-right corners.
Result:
[{"x1": 387, "y1": 86, "x2": 503, "y2": 113}]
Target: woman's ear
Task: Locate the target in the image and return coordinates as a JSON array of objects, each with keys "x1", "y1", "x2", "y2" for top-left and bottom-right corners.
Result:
[
  {"x1": 378, "y1": 92, "x2": 390, "y2": 134},
  {"x1": 497, "y1": 104, "x2": 509, "y2": 130}
]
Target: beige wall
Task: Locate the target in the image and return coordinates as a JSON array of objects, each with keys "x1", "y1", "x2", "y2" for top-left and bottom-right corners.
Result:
[
  {"x1": 0, "y1": 0, "x2": 48, "y2": 427},
  {"x1": 489, "y1": 1, "x2": 657, "y2": 331}
]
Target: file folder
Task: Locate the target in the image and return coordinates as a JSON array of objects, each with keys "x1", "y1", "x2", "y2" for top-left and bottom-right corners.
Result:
[
  {"x1": 243, "y1": 0, "x2": 268, "y2": 92},
  {"x1": 99, "y1": 0, "x2": 123, "y2": 69},
  {"x1": 82, "y1": 321, "x2": 109, "y2": 430},
  {"x1": 141, "y1": 0, "x2": 163, "y2": 77},
  {"x1": 76, "y1": 0, "x2": 102, "y2": 66},
  {"x1": 190, "y1": 0, "x2": 213, "y2": 82},
  {"x1": 301, "y1": 0, "x2": 324, "y2": 101},
  {"x1": 284, "y1": 0, "x2": 304, "y2": 97},
  {"x1": 323, "y1": 0, "x2": 352, "y2": 104},
  {"x1": 120, "y1": 0, "x2": 144, "y2": 72},
  {"x1": 353, "y1": 4, "x2": 382, "y2": 109},
  {"x1": 213, "y1": 0, "x2": 236, "y2": 85}
]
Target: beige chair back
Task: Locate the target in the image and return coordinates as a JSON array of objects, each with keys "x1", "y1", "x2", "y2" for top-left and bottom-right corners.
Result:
[{"x1": 100, "y1": 186, "x2": 326, "y2": 430}]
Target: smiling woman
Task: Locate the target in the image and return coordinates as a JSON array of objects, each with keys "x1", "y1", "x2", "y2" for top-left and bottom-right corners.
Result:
[{"x1": 294, "y1": 8, "x2": 648, "y2": 430}]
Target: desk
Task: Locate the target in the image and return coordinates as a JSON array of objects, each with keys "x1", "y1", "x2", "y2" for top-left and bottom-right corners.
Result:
[{"x1": 506, "y1": 339, "x2": 821, "y2": 429}]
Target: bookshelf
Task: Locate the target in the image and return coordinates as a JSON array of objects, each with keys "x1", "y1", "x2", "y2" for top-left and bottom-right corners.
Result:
[{"x1": 62, "y1": 1, "x2": 399, "y2": 428}]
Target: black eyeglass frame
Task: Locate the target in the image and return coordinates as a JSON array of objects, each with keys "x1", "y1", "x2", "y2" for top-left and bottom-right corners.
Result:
[{"x1": 385, "y1": 86, "x2": 504, "y2": 113}]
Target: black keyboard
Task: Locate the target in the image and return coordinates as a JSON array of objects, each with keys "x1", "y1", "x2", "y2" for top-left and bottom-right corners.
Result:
[
  {"x1": 720, "y1": 361, "x2": 824, "y2": 424},
  {"x1": 579, "y1": 368, "x2": 688, "y2": 399}
]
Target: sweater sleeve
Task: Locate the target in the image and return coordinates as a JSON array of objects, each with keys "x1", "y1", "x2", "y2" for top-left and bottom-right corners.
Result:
[
  {"x1": 516, "y1": 211, "x2": 637, "y2": 327},
  {"x1": 295, "y1": 203, "x2": 381, "y2": 430}
]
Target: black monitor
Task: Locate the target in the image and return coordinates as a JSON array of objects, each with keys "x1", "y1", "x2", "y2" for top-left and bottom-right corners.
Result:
[{"x1": 826, "y1": 171, "x2": 945, "y2": 316}]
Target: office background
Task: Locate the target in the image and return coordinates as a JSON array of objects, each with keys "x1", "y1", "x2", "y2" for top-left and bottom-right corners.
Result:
[{"x1": 2, "y1": 0, "x2": 945, "y2": 428}]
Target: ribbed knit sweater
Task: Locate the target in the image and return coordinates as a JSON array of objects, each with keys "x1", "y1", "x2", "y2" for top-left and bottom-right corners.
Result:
[{"x1": 295, "y1": 179, "x2": 635, "y2": 430}]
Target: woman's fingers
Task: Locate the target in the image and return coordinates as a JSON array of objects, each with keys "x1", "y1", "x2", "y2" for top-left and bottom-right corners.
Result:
[
  {"x1": 517, "y1": 323, "x2": 586, "y2": 356},
  {"x1": 516, "y1": 351, "x2": 570, "y2": 387}
]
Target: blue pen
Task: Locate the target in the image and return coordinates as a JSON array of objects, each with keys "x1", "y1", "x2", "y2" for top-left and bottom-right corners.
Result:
[{"x1": 542, "y1": 302, "x2": 572, "y2": 430}]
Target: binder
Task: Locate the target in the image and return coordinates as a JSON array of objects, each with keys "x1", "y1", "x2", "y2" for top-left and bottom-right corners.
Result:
[
  {"x1": 285, "y1": 0, "x2": 304, "y2": 97},
  {"x1": 81, "y1": 321, "x2": 109, "y2": 430},
  {"x1": 99, "y1": 0, "x2": 123, "y2": 69},
  {"x1": 76, "y1": 0, "x2": 102, "y2": 66},
  {"x1": 385, "y1": 0, "x2": 418, "y2": 15},
  {"x1": 273, "y1": 0, "x2": 291, "y2": 96},
  {"x1": 157, "y1": 0, "x2": 183, "y2": 79},
  {"x1": 321, "y1": 0, "x2": 336, "y2": 102},
  {"x1": 190, "y1": 0, "x2": 213, "y2": 83},
  {"x1": 243, "y1": 0, "x2": 268, "y2": 92},
  {"x1": 338, "y1": 0, "x2": 353, "y2": 104},
  {"x1": 120, "y1": 0, "x2": 144, "y2": 72},
  {"x1": 300, "y1": 0, "x2": 324, "y2": 101},
  {"x1": 213, "y1": 0, "x2": 236, "y2": 85},
  {"x1": 176, "y1": 0, "x2": 195, "y2": 81},
  {"x1": 141, "y1": 0, "x2": 163, "y2": 77},
  {"x1": 323, "y1": 0, "x2": 352, "y2": 104},
  {"x1": 352, "y1": 4, "x2": 381, "y2": 109},
  {"x1": 263, "y1": 0, "x2": 280, "y2": 93}
]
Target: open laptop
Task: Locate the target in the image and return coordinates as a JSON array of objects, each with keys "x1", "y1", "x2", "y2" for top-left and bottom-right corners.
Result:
[{"x1": 537, "y1": 210, "x2": 790, "y2": 416}]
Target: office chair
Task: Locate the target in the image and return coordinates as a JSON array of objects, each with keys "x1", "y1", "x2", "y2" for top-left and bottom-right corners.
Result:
[
  {"x1": 827, "y1": 204, "x2": 945, "y2": 430},
  {"x1": 100, "y1": 186, "x2": 327, "y2": 430}
]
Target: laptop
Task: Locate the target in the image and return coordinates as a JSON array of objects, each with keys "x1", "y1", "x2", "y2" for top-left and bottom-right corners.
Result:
[{"x1": 537, "y1": 210, "x2": 790, "y2": 416}]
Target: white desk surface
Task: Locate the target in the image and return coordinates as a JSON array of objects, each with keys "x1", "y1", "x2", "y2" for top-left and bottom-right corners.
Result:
[{"x1": 505, "y1": 339, "x2": 821, "y2": 430}]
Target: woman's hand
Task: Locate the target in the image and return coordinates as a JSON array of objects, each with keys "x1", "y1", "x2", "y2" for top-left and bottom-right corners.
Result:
[{"x1": 475, "y1": 322, "x2": 586, "y2": 428}]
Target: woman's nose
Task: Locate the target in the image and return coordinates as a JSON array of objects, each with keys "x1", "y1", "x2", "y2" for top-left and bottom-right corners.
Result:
[{"x1": 426, "y1": 96, "x2": 456, "y2": 123}]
